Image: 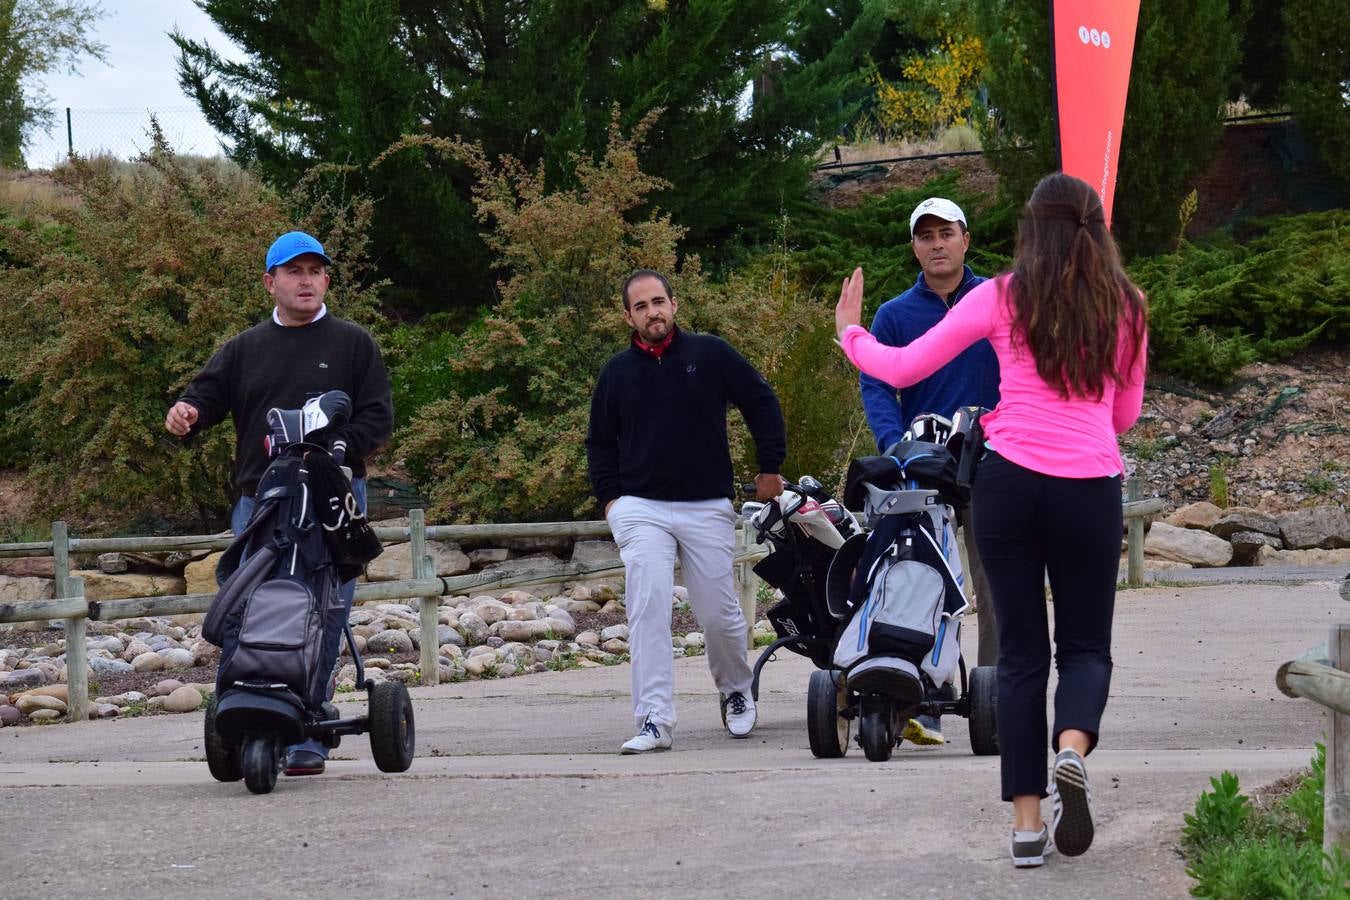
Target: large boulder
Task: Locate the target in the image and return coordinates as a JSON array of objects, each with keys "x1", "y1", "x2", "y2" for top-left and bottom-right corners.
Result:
[
  {"x1": 1256, "y1": 546, "x2": 1350, "y2": 566},
  {"x1": 1277, "y1": 506, "x2": 1350, "y2": 551},
  {"x1": 71, "y1": 571, "x2": 186, "y2": 601},
  {"x1": 1164, "y1": 501, "x2": 1224, "y2": 531},
  {"x1": 183, "y1": 552, "x2": 225, "y2": 596},
  {"x1": 1229, "y1": 531, "x2": 1283, "y2": 566},
  {"x1": 0, "y1": 558, "x2": 55, "y2": 578},
  {"x1": 0, "y1": 575, "x2": 55, "y2": 602},
  {"x1": 365, "y1": 540, "x2": 471, "y2": 581},
  {"x1": 1144, "y1": 522, "x2": 1234, "y2": 568},
  {"x1": 1210, "y1": 508, "x2": 1281, "y2": 541}
]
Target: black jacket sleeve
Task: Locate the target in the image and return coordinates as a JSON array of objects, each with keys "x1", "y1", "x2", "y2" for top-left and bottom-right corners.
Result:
[
  {"x1": 333, "y1": 331, "x2": 393, "y2": 465},
  {"x1": 179, "y1": 339, "x2": 235, "y2": 436},
  {"x1": 719, "y1": 340, "x2": 787, "y2": 474},
  {"x1": 585, "y1": 365, "x2": 623, "y2": 507}
]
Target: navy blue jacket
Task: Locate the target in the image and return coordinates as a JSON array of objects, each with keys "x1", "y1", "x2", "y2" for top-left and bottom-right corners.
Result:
[{"x1": 860, "y1": 266, "x2": 1001, "y2": 452}]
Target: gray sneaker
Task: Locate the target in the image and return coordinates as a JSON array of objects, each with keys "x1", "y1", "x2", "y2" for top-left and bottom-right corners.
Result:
[
  {"x1": 1050, "y1": 748, "x2": 1095, "y2": 856},
  {"x1": 1010, "y1": 825, "x2": 1054, "y2": 868}
]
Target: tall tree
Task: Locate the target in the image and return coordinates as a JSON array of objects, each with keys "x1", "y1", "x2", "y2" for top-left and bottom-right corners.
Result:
[
  {"x1": 974, "y1": 0, "x2": 1241, "y2": 256},
  {"x1": 0, "y1": 0, "x2": 105, "y2": 168},
  {"x1": 174, "y1": 0, "x2": 884, "y2": 310},
  {"x1": 1284, "y1": 0, "x2": 1350, "y2": 189}
]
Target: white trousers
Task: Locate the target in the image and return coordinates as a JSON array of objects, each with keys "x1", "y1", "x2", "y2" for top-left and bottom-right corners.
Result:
[{"x1": 607, "y1": 495, "x2": 752, "y2": 729}]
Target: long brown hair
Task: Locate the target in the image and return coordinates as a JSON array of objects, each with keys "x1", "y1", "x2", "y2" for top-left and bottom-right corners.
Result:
[{"x1": 1009, "y1": 173, "x2": 1147, "y2": 399}]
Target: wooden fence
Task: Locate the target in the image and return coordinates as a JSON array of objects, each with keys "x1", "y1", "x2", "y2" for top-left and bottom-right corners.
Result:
[{"x1": 2, "y1": 489, "x2": 1162, "y2": 726}]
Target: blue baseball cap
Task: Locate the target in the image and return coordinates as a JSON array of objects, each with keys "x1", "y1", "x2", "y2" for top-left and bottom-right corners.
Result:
[{"x1": 265, "y1": 231, "x2": 332, "y2": 270}]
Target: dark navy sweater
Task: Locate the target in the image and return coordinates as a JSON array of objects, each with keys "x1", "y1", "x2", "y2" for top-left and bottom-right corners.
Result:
[
  {"x1": 860, "y1": 266, "x2": 1001, "y2": 452},
  {"x1": 180, "y1": 314, "x2": 393, "y2": 497},
  {"x1": 585, "y1": 328, "x2": 787, "y2": 507}
]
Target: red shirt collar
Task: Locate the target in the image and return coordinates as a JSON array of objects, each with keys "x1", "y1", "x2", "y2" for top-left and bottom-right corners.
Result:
[{"x1": 631, "y1": 326, "x2": 677, "y2": 359}]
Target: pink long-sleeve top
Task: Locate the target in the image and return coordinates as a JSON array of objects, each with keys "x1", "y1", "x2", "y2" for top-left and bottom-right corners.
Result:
[{"x1": 841, "y1": 274, "x2": 1147, "y2": 479}]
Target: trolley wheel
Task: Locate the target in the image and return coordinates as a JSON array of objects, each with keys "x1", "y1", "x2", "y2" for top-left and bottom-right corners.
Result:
[
  {"x1": 369, "y1": 680, "x2": 416, "y2": 772},
  {"x1": 968, "y1": 665, "x2": 999, "y2": 756},
  {"x1": 806, "y1": 669, "x2": 850, "y2": 759},
  {"x1": 203, "y1": 695, "x2": 241, "y2": 782},
  {"x1": 242, "y1": 735, "x2": 280, "y2": 795},
  {"x1": 859, "y1": 696, "x2": 895, "y2": 762}
]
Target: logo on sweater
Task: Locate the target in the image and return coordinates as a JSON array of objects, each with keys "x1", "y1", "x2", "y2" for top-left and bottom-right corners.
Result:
[
  {"x1": 318, "y1": 362, "x2": 329, "y2": 369},
  {"x1": 686, "y1": 364, "x2": 696, "y2": 374}
]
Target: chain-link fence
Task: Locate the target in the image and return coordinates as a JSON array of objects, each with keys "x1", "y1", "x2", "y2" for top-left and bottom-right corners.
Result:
[{"x1": 23, "y1": 107, "x2": 227, "y2": 169}]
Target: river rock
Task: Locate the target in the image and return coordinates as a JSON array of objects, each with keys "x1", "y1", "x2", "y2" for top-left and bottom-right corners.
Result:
[
  {"x1": 600, "y1": 624, "x2": 630, "y2": 642},
  {"x1": 159, "y1": 648, "x2": 196, "y2": 671},
  {"x1": 1, "y1": 668, "x2": 50, "y2": 693},
  {"x1": 462, "y1": 655, "x2": 494, "y2": 677},
  {"x1": 684, "y1": 632, "x2": 705, "y2": 649},
  {"x1": 1278, "y1": 506, "x2": 1350, "y2": 551},
  {"x1": 1144, "y1": 522, "x2": 1234, "y2": 567},
  {"x1": 0, "y1": 704, "x2": 19, "y2": 725},
  {"x1": 599, "y1": 599, "x2": 625, "y2": 616},
  {"x1": 29, "y1": 708, "x2": 62, "y2": 721},
  {"x1": 131, "y1": 651, "x2": 165, "y2": 673},
  {"x1": 491, "y1": 620, "x2": 538, "y2": 642},
  {"x1": 499, "y1": 590, "x2": 534, "y2": 605},
  {"x1": 17, "y1": 694, "x2": 66, "y2": 715},
  {"x1": 366, "y1": 630, "x2": 414, "y2": 654},
  {"x1": 17, "y1": 684, "x2": 68, "y2": 703},
  {"x1": 87, "y1": 657, "x2": 133, "y2": 676},
  {"x1": 0, "y1": 575, "x2": 55, "y2": 602},
  {"x1": 164, "y1": 685, "x2": 203, "y2": 713},
  {"x1": 555, "y1": 598, "x2": 601, "y2": 615},
  {"x1": 149, "y1": 679, "x2": 184, "y2": 697},
  {"x1": 457, "y1": 612, "x2": 489, "y2": 644},
  {"x1": 121, "y1": 640, "x2": 153, "y2": 662},
  {"x1": 576, "y1": 631, "x2": 600, "y2": 647},
  {"x1": 601, "y1": 638, "x2": 629, "y2": 654}
]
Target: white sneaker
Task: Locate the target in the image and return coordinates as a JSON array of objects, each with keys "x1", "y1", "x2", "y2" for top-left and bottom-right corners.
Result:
[
  {"x1": 621, "y1": 717, "x2": 673, "y2": 754},
  {"x1": 721, "y1": 691, "x2": 756, "y2": 738}
]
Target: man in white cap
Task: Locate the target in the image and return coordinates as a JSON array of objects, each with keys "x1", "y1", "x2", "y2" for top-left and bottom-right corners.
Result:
[
  {"x1": 858, "y1": 198, "x2": 1000, "y2": 746},
  {"x1": 165, "y1": 231, "x2": 393, "y2": 776}
]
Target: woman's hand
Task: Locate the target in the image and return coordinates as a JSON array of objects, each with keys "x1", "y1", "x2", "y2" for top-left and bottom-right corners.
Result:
[{"x1": 835, "y1": 266, "x2": 864, "y2": 341}]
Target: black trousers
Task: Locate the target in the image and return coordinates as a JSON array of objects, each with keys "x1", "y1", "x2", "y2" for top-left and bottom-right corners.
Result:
[{"x1": 972, "y1": 451, "x2": 1122, "y2": 801}]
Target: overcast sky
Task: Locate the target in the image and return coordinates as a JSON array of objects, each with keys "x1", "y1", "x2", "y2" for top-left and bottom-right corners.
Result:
[{"x1": 24, "y1": 0, "x2": 245, "y2": 168}]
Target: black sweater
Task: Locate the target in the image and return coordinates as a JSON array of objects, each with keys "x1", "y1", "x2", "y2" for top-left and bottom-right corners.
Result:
[
  {"x1": 585, "y1": 329, "x2": 787, "y2": 506},
  {"x1": 180, "y1": 314, "x2": 393, "y2": 497}
]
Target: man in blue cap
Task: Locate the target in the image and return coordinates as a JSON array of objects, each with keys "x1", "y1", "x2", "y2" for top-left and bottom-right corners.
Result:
[{"x1": 166, "y1": 230, "x2": 393, "y2": 776}]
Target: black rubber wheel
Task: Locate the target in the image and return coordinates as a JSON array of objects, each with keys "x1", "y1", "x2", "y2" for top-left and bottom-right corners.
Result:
[
  {"x1": 968, "y1": 665, "x2": 1000, "y2": 756},
  {"x1": 859, "y1": 697, "x2": 894, "y2": 762},
  {"x1": 319, "y1": 702, "x2": 342, "y2": 750},
  {"x1": 242, "y1": 736, "x2": 279, "y2": 795},
  {"x1": 369, "y1": 680, "x2": 415, "y2": 773},
  {"x1": 806, "y1": 669, "x2": 849, "y2": 759},
  {"x1": 204, "y1": 695, "x2": 242, "y2": 782}
]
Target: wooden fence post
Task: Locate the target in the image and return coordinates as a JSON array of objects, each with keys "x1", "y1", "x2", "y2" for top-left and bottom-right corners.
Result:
[
  {"x1": 52, "y1": 521, "x2": 70, "y2": 600},
  {"x1": 1327, "y1": 623, "x2": 1350, "y2": 855},
  {"x1": 64, "y1": 576, "x2": 87, "y2": 722},
  {"x1": 737, "y1": 526, "x2": 758, "y2": 651},
  {"x1": 1126, "y1": 478, "x2": 1145, "y2": 587},
  {"x1": 411, "y1": 509, "x2": 439, "y2": 687}
]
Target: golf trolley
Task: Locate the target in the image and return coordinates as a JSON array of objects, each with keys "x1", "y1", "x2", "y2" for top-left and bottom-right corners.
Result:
[{"x1": 202, "y1": 390, "x2": 415, "y2": 794}]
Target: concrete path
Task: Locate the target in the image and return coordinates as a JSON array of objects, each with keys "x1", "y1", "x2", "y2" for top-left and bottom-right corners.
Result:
[{"x1": 2, "y1": 576, "x2": 1345, "y2": 900}]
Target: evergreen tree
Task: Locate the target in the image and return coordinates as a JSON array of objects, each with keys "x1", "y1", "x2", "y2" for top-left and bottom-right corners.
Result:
[
  {"x1": 973, "y1": 0, "x2": 1240, "y2": 257},
  {"x1": 175, "y1": 0, "x2": 884, "y2": 310},
  {"x1": 1284, "y1": 0, "x2": 1350, "y2": 189}
]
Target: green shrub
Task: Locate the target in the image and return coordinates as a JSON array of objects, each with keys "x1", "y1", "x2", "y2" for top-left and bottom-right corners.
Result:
[
  {"x1": 1131, "y1": 210, "x2": 1350, "y2": 385},
  {"x1": 1183, "y1": 746, "x2": 1350, "y2": 899},
  {"x1": 0, "y1": 129, "x2": 382, "y2": 530}
]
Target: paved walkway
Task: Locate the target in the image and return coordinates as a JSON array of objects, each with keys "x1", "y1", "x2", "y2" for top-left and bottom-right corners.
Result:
[{"x1": 2, "y1": 575, "x2": 1345, "y2": 899}]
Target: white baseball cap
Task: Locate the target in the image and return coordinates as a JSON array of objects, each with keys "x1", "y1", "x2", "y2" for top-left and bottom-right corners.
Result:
[{"x1": 909, "y1": 198, "x2": 967, "y2": 236}]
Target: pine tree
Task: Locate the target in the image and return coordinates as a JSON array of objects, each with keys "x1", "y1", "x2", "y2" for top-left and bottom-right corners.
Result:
[{"x1": 175, "y1": 0, "x2": 885, "y2": 310}]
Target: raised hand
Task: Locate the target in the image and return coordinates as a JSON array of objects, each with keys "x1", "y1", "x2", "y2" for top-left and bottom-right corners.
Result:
[{"x1": 834, "y1": 266, "x2": 865, "y2": 340}]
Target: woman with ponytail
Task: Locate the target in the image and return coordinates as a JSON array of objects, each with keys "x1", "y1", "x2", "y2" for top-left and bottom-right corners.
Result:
[{"x1": 834, "y1": 173, "x2": 1148, "y2": 868}]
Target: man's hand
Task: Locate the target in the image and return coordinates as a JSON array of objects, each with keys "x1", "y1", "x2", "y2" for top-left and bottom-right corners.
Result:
[
  {"x1": 835, "y1": 266, "x2": 865, "y2": 340},
  {"x1": 754, "y1": 473, "x2": 785, "y2": 501},
  {"x1": 604, "y1": 499, "x2": 616, "y2": 517},
  {"x1": 164, "y1": 401, "x2": 199, "y2": 437}
]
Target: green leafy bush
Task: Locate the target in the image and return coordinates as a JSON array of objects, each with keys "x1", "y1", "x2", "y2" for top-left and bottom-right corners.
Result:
[
  {"x1": 1183, "y1": 746, "x2": 1350, "y2": 899},
  {"x1": 0, "y1": 130, "x2": 382, "y2": 530},
  {"x1": 1131, "y1": 209, "x2": 1350, "y2": 385}
]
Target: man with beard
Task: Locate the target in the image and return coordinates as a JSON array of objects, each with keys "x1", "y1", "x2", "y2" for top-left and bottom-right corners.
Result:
[{"x1": 586, "y1": 269, "x2": 787, "y2": 753}]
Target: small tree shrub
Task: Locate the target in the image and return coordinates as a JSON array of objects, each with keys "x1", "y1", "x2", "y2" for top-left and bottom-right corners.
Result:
[{"x1": 0, "y1": 128, "x2": 382, "y2": 530}]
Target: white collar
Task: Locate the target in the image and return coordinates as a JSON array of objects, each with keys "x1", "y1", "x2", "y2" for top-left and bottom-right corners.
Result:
[{"x1": 273, "y1": 303, "x2": 328, "y2": 327}]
